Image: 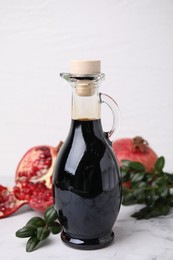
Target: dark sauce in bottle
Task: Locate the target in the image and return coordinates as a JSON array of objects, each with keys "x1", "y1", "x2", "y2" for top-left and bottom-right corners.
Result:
[{"x1": 53, "y1": 119, "x2": 121, "y2": 249}]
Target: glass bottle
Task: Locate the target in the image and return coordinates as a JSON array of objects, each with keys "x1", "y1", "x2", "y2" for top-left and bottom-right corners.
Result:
[{"x1": 53, "y1": 60, "x2": 121, "y2": 250}]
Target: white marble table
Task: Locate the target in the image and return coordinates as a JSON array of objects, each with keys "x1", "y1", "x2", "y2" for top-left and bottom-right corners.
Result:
[{"x1": 1, "y1": 183, "x2": 173, "y2": 260}]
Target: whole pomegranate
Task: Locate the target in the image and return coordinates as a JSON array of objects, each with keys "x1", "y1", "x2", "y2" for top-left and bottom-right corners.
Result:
[
  {"x1": 113, "y1": 136, "x2": 158, "y2": 172},
  {"x1": 0, "y1": 142, "x2": 63, "y2": 218}
]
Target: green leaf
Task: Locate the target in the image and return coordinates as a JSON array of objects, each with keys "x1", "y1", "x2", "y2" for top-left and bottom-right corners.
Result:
[
  {"x1": 121, "y1": 160, "x2": 131, "y2": 167},
  {"x1": 146, "y1": 189, "x2": 159, "y2": 204},
  {"x1": 37, "y1": 226, "x2": 50, "y2": 241},
  {"x1": 122, "y1": 192, "x2": 137, "y2": 205},
  {"x1": 121, "y1": 169, "x2": 130, "y2": 182},
  {"x1": 151, "y1": 177, "x2": 167, "y2": 190},
  {"x1": 133, "y1": 181, "x2": 147, "y2": 189},
  {"x1": 26, "y1": 236, "x2": 40, "y2": 252},
  {"x1": 44, "y1": 206, "x2": 58, "y2": 223},
  {"x1": 16, "y1": 226, "x2": 36, "y2": 238},
  {"x1": 165, "y1": 173, "x2": 173, "y2": 185},
  {"x1": 48, "y1": 222, "x2": 62, "y2": 234},
  {"x1": 151, "y1": 176, "x2": 169, "y2": 198},
  {"x1": 133, "y1": 187, "x2": 146, "y2": 203},
  {"x1": 131, "y1": 173, "x2": 145, "y2": 183},
  {"x1": 160, "y1": 204, "x2": 170, "y2": 215},
  {"x1": 131, "y1": 206, "x2": 162, "y2": 219},
  {"x1": 155, "y1": 156, "x2": 165, "y2": 173},
  {"x1": 158, "y1": 185, "x2": 169, "y2": 198},
  {"x1": 26, "y1": 217, "x2": 46, "y2": 228},
  {"x1": 146, "y1": 174, "x2": 154, "y2": 182},
  {"x1": 129, "y1": 172, "x2": 135, "y2": 179},
  {"x1": 131, "y1": 207, "x2": 150, "y2": 219},
  {"x1": 129, "y1": 161, "x2": 145, "y2": 172}
]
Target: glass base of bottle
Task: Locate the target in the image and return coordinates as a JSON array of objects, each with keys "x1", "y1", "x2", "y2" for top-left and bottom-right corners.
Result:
[{"x1": 60, "y1": 230, "x2": 114, "y2": 250}]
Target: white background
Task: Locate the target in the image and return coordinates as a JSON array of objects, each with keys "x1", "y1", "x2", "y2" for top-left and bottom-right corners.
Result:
[{"x1": 0, "y1": 0, "x2": 173, "y2": 178}]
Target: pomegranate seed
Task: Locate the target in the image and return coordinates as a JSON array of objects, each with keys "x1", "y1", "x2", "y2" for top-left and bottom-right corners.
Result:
[
  {"x1": 25, "y1": 194, "x2": 30, "y2": 200},
  {"x1": 0, "y1": 206, "x2": 5, "y2": 212},
  {"x1": 19, "y1": 192, "x2": 25, "y2": 200},
  {"x1": 32, "y1": 191, "x2": 37, "y2": 197},
  {"x1": 21, "y1": 182, "x2": 28, "y2": 188},
  {"x1": 18, "y1": 172, "x2": 23, "y2": 177}
]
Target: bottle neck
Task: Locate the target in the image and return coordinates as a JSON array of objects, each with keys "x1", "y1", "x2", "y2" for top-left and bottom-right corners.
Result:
[
  {"x1": 60, "y1": 73, "x2": 105, "y2": 121},
  {"x1": 72, "y1": 86, "x2": 101, "y2": 120}
]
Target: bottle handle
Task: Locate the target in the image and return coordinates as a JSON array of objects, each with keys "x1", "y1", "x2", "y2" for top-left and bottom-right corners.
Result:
[{"x1": 99, "y1": 93, "x2": 121, "y2": 143}]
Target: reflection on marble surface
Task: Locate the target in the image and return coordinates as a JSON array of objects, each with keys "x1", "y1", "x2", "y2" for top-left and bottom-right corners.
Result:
[{"x1": 0, "y1": 204, "x2": 173, "y2": 260}]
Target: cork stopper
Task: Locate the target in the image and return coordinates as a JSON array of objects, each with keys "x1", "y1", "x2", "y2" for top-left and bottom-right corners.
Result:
[
  {"x1": 70, "y1": 60, "x2": 101, "y2": 96},
  {"x1": 70, "y1": 60, "x2": 101, "y2": 75}
]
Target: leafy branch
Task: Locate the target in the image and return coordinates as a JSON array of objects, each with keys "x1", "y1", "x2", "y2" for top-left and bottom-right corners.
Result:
[
  {"x1": 15, "y1": 206, "x2": 62, "y2": 252},
  {"x1": 121, "y1": 156, "x2": 173, "y2": 219}
]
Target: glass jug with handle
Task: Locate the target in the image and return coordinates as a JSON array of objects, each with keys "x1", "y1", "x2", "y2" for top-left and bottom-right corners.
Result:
[{"x1": 53, "y1": 60, "x2": 122, "y2": 250}]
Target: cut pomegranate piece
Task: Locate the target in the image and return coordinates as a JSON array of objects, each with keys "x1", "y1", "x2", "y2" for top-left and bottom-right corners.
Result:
[
  {"x1": 0, "y1": 184, "x2": 26, "y2": 218},
  {"x1": 0, "y1": 141, "x2": 63, "y2": 218},
  {"x1": 15, "y1": 143, "x2": 63, "y2": 188}
]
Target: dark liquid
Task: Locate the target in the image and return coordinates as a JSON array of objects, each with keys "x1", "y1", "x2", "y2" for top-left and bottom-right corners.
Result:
[{"x1": 53, "y1": 119, "x2": 121, "y2": 249}]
